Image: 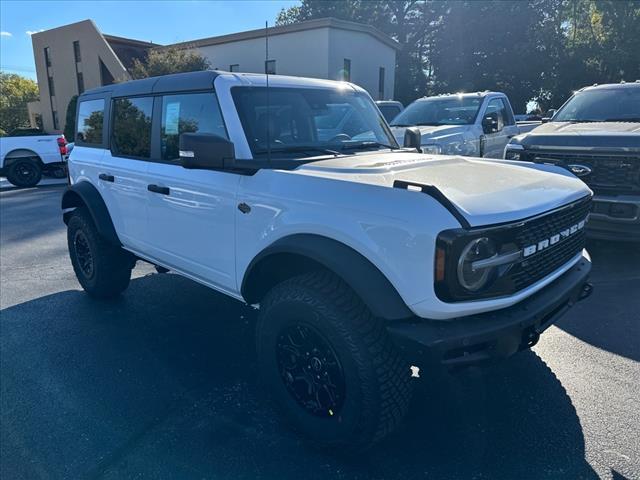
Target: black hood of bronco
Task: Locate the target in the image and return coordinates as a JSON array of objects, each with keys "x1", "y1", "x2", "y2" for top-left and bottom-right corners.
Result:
[{"x1": 515, "y1": 122, "x2": 640, "y2": 151}]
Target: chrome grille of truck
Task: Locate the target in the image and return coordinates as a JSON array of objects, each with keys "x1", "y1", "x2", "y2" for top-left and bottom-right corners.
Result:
[
  {"x1": 524, "y1": 151, "x2": 640, "y2": 193},
  {"x1": 510, "y1": 197, "x2": 591, "y2": 291}
]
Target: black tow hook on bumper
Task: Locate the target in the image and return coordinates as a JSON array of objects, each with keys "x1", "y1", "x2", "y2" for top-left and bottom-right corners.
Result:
[
  {"x1": 387, "y1": 257, "x2": 593, "y2": 370},
  {"x1": 579, "y1": 282, "x2": 593, "y2": 301}
]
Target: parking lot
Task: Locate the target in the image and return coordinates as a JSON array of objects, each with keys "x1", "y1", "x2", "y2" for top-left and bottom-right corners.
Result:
[{"x1": 1, "y1": 183, "x2": 638, "y2": 480}]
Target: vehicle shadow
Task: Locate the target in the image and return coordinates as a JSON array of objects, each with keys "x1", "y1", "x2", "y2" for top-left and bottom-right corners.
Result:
[
  {"x1": 554, "y1": 240, "x2": 640, "y2": 362},
  {"x1": 0, "y1": 273, "x2": 597, "y2": 480}
]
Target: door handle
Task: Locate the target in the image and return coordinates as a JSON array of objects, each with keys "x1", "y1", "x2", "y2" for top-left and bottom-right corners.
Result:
[
  {"x1": 147, "y1": 184, "x2": 170, "y2": 195},
  {"x1": 99, "y1": 173, "x2": 114, "y2": 182}
]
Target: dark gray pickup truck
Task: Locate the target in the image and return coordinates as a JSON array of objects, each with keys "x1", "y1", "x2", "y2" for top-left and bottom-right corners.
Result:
[{"x1": 504, "y1": 82, "x2": 640, "y2": 241}]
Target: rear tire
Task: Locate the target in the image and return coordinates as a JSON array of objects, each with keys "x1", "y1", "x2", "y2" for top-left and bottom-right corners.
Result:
[
  {"x1": 6, "y1": 158, "x2": 42, "y2": 188},
  {"x1": 256, "y1": 270, "x2": 412, "y2": 451},
  {"x1": 67, "y1": 207, "x2": 133, "y2": 299}
]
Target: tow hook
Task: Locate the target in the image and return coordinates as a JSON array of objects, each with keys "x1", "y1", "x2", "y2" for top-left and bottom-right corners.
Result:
[{"x1": 579, "y1": 282, "x2": 593, "y2": 301}]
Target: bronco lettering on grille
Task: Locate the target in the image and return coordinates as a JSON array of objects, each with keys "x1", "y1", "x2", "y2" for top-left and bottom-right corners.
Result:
[{"x1": 522, "y1": 217, "x2": 587, "y2": 257}]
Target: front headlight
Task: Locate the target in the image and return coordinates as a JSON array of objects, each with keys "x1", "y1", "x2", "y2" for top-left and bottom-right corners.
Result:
[
  {"x1": 421, "y1": 144, "x2": 442, "y2": 155},
  {"x1": 456, "y1": 237, "x2": 498, "y2": 291},
  {"x1": 504, "y1": 143, "x2": 524, "y2": 160}
]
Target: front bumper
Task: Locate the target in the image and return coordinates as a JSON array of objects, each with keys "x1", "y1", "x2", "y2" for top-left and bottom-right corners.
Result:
[
  {"x1": 587, "y1": 194, "x2": 640, "y2": 241},
  {"x1": 387, "y1": 255, "x2": 592, "y2": 369}
]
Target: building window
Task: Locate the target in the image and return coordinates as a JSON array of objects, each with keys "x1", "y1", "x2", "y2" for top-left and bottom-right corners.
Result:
[
  {"x1": 47, "y1": 76, "x2": 55, "y2": 96},
  {"x1": 52, "y1": 111, "x2": 59, "y2": 130},
  {"x1": 112, "y1": 97, "x2": 153, "y2": 158},
  {"x1": 44, "y1": 47, "x2": 52, "y2": 67},
  {"x1": 343, "y1": 59, "x2": 351, "y2": 82},
  {"x1": 265, "y1": 59, "x2": 276, "y2": 75},
  {"x1": 99, "y1": 58, "x2": 115, "y2": 86},
  {"x1": 161, "y1": 93, "x2": 228, "y2": 161},
  {"x1": 229, "y1": 64, "x2": 239, "y2": 72},
  {"x1": 73, "y1": 41, "x2": 82, "y2": 63},
  {"x1": 76, "y1": 99, "x2": 104, "y2": 144},
  {"x1": 76, "y1": 72, "x2": 85, "y2": 94},
  {"x1": 378, "y1": 67, "x2": 385, "y2": 100}
]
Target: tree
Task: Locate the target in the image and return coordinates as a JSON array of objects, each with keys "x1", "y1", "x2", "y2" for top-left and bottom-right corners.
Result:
[
  {"x1": 0, "y1": 72, "x2": 39, "y2": 135},
  {"x1": 129, "y1": 48, "x2": 211, "y2": 80},
  {"x1": 64, "y1": 95, "x2": 78, "y2": 141},
  {"x1": 274, "y1": 0, "x2": 639, "y2": 111}
]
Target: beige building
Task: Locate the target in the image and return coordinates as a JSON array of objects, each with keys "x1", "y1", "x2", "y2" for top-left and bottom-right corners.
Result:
[
  {"x1": 29, "y1": 18, "x2": 399, "y2": 134},
  {"x1": 28, "y1": 20, "x2": 155, "y2": 132}
]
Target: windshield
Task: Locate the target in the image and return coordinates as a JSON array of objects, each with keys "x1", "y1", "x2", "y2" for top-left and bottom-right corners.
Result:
[
  {"x1": 231, "y1": 87, "x2": 398, "y2": 158},
  {"x1": 391, "y1": 96, "x2": 482, "y2": 126},
  {"x1": 553, "y1": 87, "x2": 640, "y2": 122}
]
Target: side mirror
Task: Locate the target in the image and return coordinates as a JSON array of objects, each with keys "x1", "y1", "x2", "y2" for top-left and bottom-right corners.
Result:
[
  {"x1": 482, "y1": 113, "x2": 499, "y2": 134},
  {"x1": 403, "y1": 127, "x2": 421, "y2": 151},
  {"x1": 541, "y1": 109, "x2": 557, "y2": 124},
  {"x1": 179, "y1": 133, "x2": 234, "y2": 170}
]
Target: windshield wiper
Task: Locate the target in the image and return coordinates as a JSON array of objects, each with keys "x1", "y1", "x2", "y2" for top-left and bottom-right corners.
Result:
[
  {"x1": 603, "y1": 117, "x2": 640, "y2": 122},
  {"x1": 339, "y1": 141, "x2": 398, "y2": 151},
  {"x1": 254, "y1": 146, "x2": 341, "y2": 157},
  {"x1": 562, "y1": 119, "x2": 602, "y2": 123}
]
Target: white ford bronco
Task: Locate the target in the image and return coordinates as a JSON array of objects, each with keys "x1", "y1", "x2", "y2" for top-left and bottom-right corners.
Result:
[{"x1": 63, "y1": 71, "x2": 593, "y2": 450}]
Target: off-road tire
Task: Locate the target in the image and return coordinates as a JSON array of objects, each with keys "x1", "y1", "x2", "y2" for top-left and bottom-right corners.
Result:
[
  {"x1": 256, "y1": 270, "x2": 412, "y2": 451},
  {"x1": 67, "y1": 207, "x2": 133, "y2": 299},
  {"x1": 6, "y1": 158, "x2": 42, "y2": 188}
]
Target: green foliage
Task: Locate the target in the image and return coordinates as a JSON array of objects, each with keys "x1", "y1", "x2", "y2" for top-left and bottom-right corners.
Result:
[
  {"x1": 112, "y1": 99, "x2": 151, "y2": 157},
  {"x1": 0, "y1": 72, "x2": 39, "y2": 134},
  {"x1": 82, "y1": 110, "x2": 104, "y2": 144},
  {"x1": 129, "y1": 48, "x2": 211, "y2": 80},
  {"x1": 276, "y1": 0, "x2": 640, "y2": 111},
  {"x1": 64, "y1": 95, "x2": 78, "y2": 142}
]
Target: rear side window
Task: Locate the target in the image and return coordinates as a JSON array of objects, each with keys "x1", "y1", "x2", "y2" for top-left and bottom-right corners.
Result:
[
  {"x1": 111, "y1": 97, "x2": 153, "y2": 158},
  {"x1": 160, "y1": 92, "x2": 227, "y2": 161},
  {"x1": 378, "y1": 105, "x2": 401, "y2": 123},
  {"x1": 76, "y1": 99, "x2": 104, "y2": 144}
]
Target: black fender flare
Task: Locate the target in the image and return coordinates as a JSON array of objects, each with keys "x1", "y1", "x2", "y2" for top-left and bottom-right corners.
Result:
[
  {"x1": 241, "y1": 234, "x2": 413, "y2": 320},
  {"x1": 61, "y1": 181, "x2": 121, "y2": 246}
]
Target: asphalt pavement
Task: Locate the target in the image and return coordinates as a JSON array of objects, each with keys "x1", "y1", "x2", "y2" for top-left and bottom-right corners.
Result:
[{"x1": 1, "y1": 184, "x2": 638, "y2": 480}]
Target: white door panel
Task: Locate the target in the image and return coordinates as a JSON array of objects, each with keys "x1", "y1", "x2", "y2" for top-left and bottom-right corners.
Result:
[
  {"x1": 99, "y1": 152, "x2": 149, "y2": 250},
  {"x1": 145, "y1": 162, "x2": 240, "y2": 291}
]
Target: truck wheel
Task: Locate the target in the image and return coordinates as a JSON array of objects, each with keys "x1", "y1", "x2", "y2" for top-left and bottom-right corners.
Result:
[
  {"x1": 256, "y1": 270, "x2": 412, "y2": 451},
  {"x1": 6, "y1": 158, "x2": 42, "y2": 188},
  {"x1": 67, "y1": 207, "x2": 133, "y2": 299}
]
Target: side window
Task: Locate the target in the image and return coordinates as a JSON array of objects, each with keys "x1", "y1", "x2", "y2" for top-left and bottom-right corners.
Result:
[
  {"x1": 500, "y1": 98, "x2": 515, "y2": 125},
  {"x1": 76, "y1": 99, "x2": 104, "y2": 145},
  {"x1": 111, "y1": 97, "x2": 153, "y2": 158},
  {"x1": 160, "y1": 92, "x2": 227, "y2": 161},
  {"x1": 485, "y1": 98, "x2": 507, "y2": 131}
]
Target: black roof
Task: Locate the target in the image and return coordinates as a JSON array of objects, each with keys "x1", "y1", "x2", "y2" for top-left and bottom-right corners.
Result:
[{"x1": 80, "y1": 70, "x2": 220, "y2": 98}]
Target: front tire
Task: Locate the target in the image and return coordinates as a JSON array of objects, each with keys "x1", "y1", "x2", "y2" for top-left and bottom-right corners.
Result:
[
  {"x1": 67, "y1": 207, "x2": 133, "y2": 299},
  {"x1": 256, "y1": 271, "x2": 412, "y2": 451},
  {"x1": 6, "y1": 158, "x2": 42, "y2": 188}
]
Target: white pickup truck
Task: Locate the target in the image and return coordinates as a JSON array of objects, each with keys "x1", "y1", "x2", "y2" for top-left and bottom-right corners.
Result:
[
  {"x1": 390, "y1": 92, "x2": 539, "y2": 158},
  {"x1": 0, "y1": 129, "x2": 68, "y2": 187}
]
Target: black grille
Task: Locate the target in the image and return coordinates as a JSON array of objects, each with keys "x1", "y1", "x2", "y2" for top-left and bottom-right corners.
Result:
[
  {"x1": 523, "y1": 151, "x2": 640, "y2": 194},
  {"x1": 509, "y1": 197, "x2": 591, "y2": 291}
]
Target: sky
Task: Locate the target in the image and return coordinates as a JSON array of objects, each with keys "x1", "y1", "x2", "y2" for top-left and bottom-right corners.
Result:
[{"x1": 0, "y1": 0, "x2": 299, "y2": 80}]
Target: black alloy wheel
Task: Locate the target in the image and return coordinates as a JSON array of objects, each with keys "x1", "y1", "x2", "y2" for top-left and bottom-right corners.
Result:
[
  {"x1": 276, "y1": 322, "x2": 346, "y2": 418},
  {"x1": 73, "y1": 230, "x2": 94, "y2": 279}
]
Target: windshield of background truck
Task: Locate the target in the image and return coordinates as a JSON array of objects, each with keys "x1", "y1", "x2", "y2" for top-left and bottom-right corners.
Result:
[
  {"x1": 553, "y1": 87, "x2": 640, "y2": 122},
  {"x1": 391, "y1": 96, "x2": 483, "y2": 126},
  {"x1": 231, "y1": 87, "x2": 398, "y2": 157}
]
